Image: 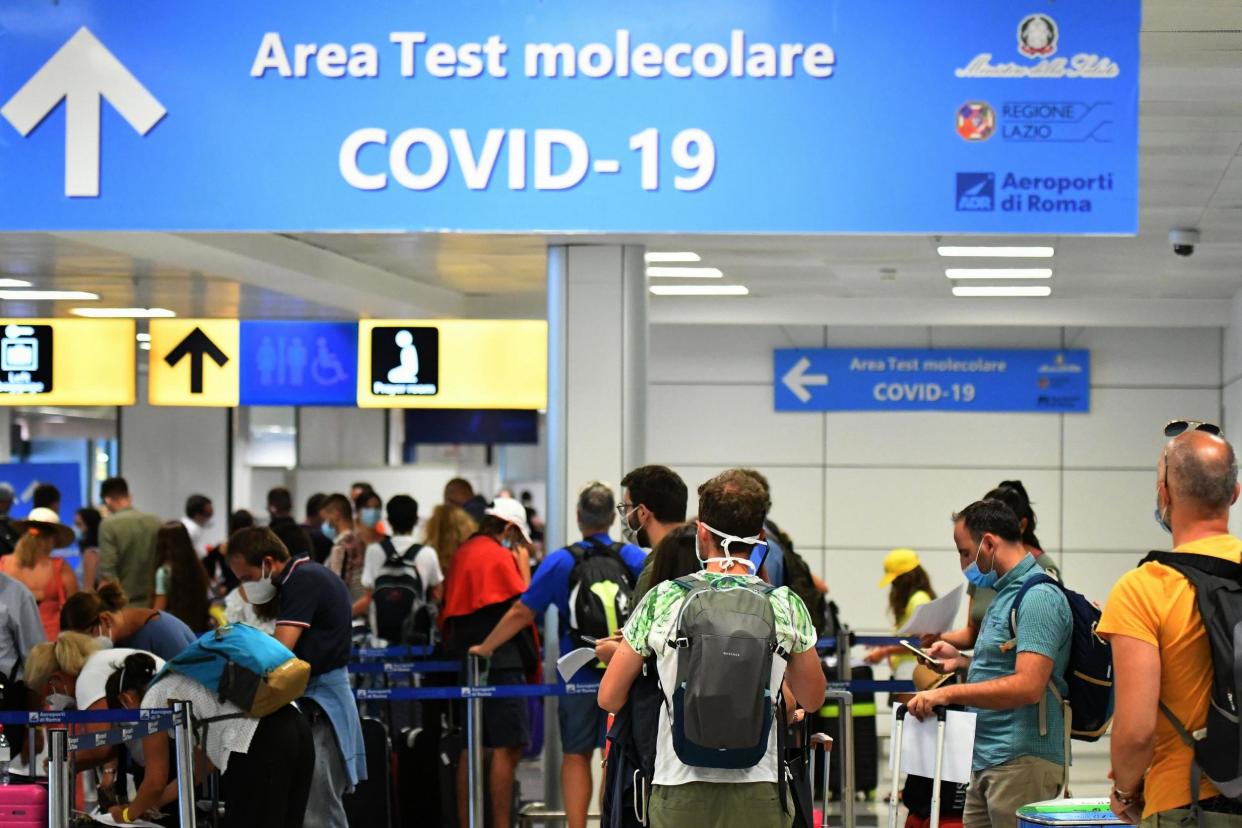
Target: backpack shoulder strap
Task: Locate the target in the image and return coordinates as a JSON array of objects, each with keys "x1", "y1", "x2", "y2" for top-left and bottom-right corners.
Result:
[
  {"x1": 401, "y1": 541, "x2": 423, "y2": 563},
  {"x1": 1142, "y1": 551, "x2": 1242, "y2": 581},
  {"x1": 379, "y1": 536, "x2": 400, "y2": 565},
  {"x1": 1006, "y1": 573, "x2": 1058, "y2": 640}
]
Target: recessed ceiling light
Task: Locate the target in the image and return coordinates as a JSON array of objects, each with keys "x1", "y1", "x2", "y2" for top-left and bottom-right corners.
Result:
[
  {"x1": 0, "y1": 290, "x2": 99, "y2": 301},
  {"x1": 136, "y1": 333, "x2": 151, "y2": 343},
  {"x1": 0, "y1": 279, "x2": 31, "y2": 288},
  {"x1": 646, "y1": 266, "x2": 723, "y2": 278},
  {"x1": 644, "y1": 252, "x2": 701, "y2": 264},
  {"x1": 649, "y1": 285, "x2": 749, "y2": 296},
  {"x1": 938, "y1": 245, "x2": 1055, "y2": 258},
  {"x1": 71, "y1": 307, "x2": 176, "y2": 318},
  {"x1": 952, "y1": 286, "x2": 1052, "y2": 298},
  {"x1": 945, "y1": 268, "x2": 1053, "y2": 280}
]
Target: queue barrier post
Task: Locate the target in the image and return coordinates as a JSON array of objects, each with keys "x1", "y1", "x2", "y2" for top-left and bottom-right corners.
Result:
[
  {"x1": 48, "y1": 728, "x2": 69, "y2": 828},
  {"x1": 823, "y1": 687, "x2": 856, "y2": 828},
  {"x1": 172, "y1": 701, "x2": 196, "y2": 828},
  {"x1": 466, "y1": 655, "x2": 486, "y2": 828}
]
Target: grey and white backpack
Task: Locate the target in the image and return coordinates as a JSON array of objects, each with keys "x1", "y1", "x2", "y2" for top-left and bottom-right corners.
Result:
[{"x1": 666, "y1": 574, "x2": 785, "y2": 769}]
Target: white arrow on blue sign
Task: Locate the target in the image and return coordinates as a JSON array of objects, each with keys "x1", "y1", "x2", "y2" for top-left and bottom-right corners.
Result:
[{"x1": 1, "y1": 27, "x2": 165, "y2": 197}]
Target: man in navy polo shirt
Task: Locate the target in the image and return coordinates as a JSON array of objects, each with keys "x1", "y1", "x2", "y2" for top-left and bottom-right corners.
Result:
[
  {"x1": 471, "y1": 482, "x2": 645, "y2": 828},
  {"x1": 227, "y1": 527, "x2": 366, "y2": 828}
]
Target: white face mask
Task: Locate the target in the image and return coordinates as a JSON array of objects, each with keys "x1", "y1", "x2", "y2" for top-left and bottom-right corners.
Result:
[
  {"x1": 696, "y1": 521, "x2": 765, "y2": 575},
  {"x1": 46, "y1": 682, "x2": 74, "y2": 711},
  {"x1": 242, "y1": 562, "x2": 277, "y2": 605}
]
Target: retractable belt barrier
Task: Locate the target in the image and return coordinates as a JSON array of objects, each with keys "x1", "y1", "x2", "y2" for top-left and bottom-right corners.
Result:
[
  {"x1": 4, "y1": 703, "x2": 198, "y2": 828},
  {"x1": 348, "y1": 659, "x2": 461, "y2": 675},
  {"x1": 352, "y1": 644, "x2": 436, "y2": 658}
]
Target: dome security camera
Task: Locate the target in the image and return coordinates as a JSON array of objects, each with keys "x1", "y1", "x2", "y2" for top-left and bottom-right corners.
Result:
[{"x1": 1170, "y1": 229, "x2": 1200, "y2": 257}]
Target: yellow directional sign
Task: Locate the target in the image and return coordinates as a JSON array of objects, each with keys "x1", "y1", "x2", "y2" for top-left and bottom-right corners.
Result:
[
  {"x1": 149, "y1": 319, "x2": 239, "y2": 406},
  {"x1": 0, "y1": 319, "x2": 135, "y2": 405},
  {"x1": 357, "y1": 320, "x2": 547, "y2": 409}
]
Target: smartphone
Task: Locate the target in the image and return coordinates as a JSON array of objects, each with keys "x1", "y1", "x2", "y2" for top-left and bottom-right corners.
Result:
[
  {"x1": 580, "y1": 635, "x2": 600, "y2": 646},
  {"x1": 899, "y1": 640, "x2": 942, "y2": 667}
]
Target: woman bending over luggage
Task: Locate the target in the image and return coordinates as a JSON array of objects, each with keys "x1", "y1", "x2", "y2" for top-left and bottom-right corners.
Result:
[{"x1": 103, "y1": 651, "x2": 314, "y2": 828}]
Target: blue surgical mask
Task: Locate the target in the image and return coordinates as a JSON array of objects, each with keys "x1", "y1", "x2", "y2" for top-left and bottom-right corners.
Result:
[
  {"x1": 964, "y1": 538, "x2": 1000, "y2": 589},
  {"x1": 1154, "y1": 500, "x2": 1172, "y2": 535},
  {"x1": 360, "y1": 508, "x2": 382, "y2": 529},
  {"x1": 322, "y1": 520, "x2": 338, "y2": 542}
]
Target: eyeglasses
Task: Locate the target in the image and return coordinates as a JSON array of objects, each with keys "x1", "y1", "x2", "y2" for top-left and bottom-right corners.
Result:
[
  {"x1": 616, "y1": 502, "x2": 637, "y2": 519},
  {"x1": 1164, "y1": 420, "x2": 1222, "y2": 438}
]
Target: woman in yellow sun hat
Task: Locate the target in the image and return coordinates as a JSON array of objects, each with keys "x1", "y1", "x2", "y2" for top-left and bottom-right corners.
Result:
[{"x1": 864, "y1": 548, "x2": 936, "y2": 703}]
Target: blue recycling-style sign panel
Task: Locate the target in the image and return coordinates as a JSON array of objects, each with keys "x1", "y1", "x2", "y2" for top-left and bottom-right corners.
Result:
[
  {"x1": 239, "y1": 321, "x2": 358, "y2": 406},
  {"x1": 774, "y1": 349, "x2": 1090, "y2": 413},
  {"x1": 0, "y1": 1, "x2": 1139, "y2": 233}
]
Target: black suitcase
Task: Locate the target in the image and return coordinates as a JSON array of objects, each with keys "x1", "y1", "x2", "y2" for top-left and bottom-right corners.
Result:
[
  {"x1": 344, "y1": 717, "x2": 393, "y2": 828},
  {"x1": 820, "y1": 665, "x2": 879, "y2": 800},
  {"x1": 399, "y1": 716, "x2": 462, "y2": 828}
]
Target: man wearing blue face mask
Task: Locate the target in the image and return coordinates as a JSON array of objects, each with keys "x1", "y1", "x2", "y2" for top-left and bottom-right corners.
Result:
[
  {"x1": 321, "y1": 493, "x2": 371, "y2": 624},
  {"x1": 908, "y1": 500, "x2": 1072, "y2": 828}
]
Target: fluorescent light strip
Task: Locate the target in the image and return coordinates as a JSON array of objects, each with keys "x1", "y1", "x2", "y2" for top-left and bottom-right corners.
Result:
[
  {"x1": 0, "y1": 290, "x2": 99, "y2": 301},
  {"x1": 71, "y1": 307, "x2": 176, "y2": 318},
  {"x1": 952, "y1": 286, "x2": 1052, "y2": 298},
  {"x1": 139, "y1": 342, "x2": 151, "y2": 351},
  {"x1": 644, "y1": 251, "x2": 701, "y2": 264},
  {"x1": 646, "y1": 266, "x2": 723, "y2": 278},
  {"x1": 0, "y1": 279, "x2": 31, "y2": 288},
  {"x1": 938, "y1": 246, "x2": 1055, "y2": 258},
  {"x1": 945, "y1": 268, "x2": 1052, "y2": 280},
  {"x1": 136, "y1": 333, "x2": 152, "y2": 343},
  {"x1": 650, "y1": 285, "x2": 749, "y2": 296}
]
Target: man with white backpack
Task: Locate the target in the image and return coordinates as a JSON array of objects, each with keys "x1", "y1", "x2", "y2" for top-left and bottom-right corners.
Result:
[{"x1": 598, "y1": 469, "x2": 825, "y2": 828}]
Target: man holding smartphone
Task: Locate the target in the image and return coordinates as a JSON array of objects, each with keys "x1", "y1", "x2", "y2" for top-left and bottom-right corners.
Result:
[{"x1": 907, "y1": 500, "x2": 1072, "y2": 828}]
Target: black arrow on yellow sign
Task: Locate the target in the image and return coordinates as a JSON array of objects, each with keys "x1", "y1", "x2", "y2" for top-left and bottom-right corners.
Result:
[{"x1": 165, "y1": 327, "x2": 229, "y2": 394}]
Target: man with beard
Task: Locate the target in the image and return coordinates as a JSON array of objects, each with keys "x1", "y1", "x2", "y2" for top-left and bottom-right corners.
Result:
[{"x1": 620, "y1": 466, "x2": 688, "y2": 602}]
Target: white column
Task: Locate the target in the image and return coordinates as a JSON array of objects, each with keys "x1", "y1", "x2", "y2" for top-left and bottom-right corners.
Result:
[
  {"x1": 544, "y1": 243, "x2": 647, "y2": 811},
  {"x1": 1225, "y1": 290, "x2": 1242, "y2": 536}
]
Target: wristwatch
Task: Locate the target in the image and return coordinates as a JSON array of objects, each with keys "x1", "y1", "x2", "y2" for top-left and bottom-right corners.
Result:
[{"x1": 1112, "y1": 786, "x2": 1140, "y2": 806}]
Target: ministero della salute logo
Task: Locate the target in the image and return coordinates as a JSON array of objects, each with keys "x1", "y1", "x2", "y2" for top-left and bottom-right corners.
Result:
[{"x1": 956, "y1": 14, "x2": 1120, "y2": 79}]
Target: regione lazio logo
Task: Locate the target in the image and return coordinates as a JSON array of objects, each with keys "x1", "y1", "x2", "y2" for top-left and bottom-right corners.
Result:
[
  {"x1": 956, "y1": 102, "x2": 996, "y2": 142},
  {"x1": 1018, "y1": 15, "x2": 1058, "y2": 58},
  {"x1": 956, "y1": 173, "x2": 995, "y2": 212}
]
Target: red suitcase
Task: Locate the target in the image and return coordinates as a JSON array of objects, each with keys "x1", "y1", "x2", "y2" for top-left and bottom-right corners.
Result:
[{"x1": 0, "y1": 784, "x2": 48, "y2": 828}]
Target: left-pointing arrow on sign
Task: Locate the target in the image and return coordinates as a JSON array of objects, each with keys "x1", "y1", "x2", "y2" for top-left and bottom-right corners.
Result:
[
  {"x1": 1, "y1": 26, "x2": 166, "y2": 198},
  {"x1": 781, "y1": 357, "x2": 829, "y2": 404},
  {"x1": 165, "y1": 328, "x2": 229, "y2": 395}
]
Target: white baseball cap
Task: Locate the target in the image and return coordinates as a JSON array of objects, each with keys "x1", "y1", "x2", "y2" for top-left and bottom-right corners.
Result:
[{"x1": 485, "y1": 497, "x2": 532, "y2": 544}]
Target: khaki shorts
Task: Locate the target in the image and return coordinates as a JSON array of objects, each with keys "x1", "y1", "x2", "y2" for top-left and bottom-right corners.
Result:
[
  {"x1": 1142, "y1": 809, "x2": 1242, "y2": 828},
  {"x1": 963, "y1": 756, "x2": 1063, "y2": 828},
  {"x1": 649, "y1": 782, "x2": 793, "y2": 828}
]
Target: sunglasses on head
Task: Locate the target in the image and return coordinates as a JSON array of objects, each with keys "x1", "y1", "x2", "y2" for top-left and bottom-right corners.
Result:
[{"x1": 1164, "y1": 420, "x2": 1222, "y2": 438}]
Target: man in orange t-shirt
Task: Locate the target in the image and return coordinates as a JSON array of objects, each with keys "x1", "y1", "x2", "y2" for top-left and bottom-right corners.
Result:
[{"x1": 1097, "y1": 424, "x2": 1242, "y2": 826}]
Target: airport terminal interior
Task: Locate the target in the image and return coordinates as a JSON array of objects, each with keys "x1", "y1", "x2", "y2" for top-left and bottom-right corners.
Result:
[{"x1": 0, "y1": 1, "x2": 1241, "y2": 827}]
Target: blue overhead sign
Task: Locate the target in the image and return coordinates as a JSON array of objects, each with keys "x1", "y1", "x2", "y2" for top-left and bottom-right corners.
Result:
[
  {"x1": 239, "y1": 321, "x2": 358, "y2": 406},
  {"x1": 774, "y1": 349, "x2": 1090, "y2": 413},
  {"x1": 0, "y1": 1, "x2": 1139, "y2": 233}
]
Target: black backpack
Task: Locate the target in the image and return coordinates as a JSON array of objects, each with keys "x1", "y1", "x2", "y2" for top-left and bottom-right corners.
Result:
[
  {"x1": 1007, "y1": 574, "x2": 1114, "y2": 742},
  {"x1": 767, "y1": 520, "x2": 829, "y2": 636},
  {"x1": 373, "y1": 539, "x2": 435, "y2": 645},
  {"x1": 1139, "y1": 551, "x2": 1242, "y2": 804},
  {"x1": 567, "y1": 539, "x2": 635, "y2": 650}
]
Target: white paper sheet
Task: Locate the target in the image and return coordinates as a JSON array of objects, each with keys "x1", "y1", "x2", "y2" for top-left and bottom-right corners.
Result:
[
  {"x1": 890, "y1": 708, "x2": 977, "y2": 784},
  {"x1": 90, "y1": 809, "x2": 164, "y2": 828},
  {"x1": 897, "y1": 584, "x2": 964, "y2": 636},
  {"x1": 557, "y1": 647, "x2": 599, "y2": 682}
]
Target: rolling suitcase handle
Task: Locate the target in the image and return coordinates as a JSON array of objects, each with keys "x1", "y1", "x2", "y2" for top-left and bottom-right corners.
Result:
[
  {"x1": 811, "y1": 732, "x2": 833, "y2": 828},
  {"x1": 890, "y1": 705, "x2": 950, "y2": 828}
]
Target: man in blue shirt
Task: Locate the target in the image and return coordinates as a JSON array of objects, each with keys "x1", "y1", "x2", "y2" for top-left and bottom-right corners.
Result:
[
  {"x1": 908, "y1": 500, "x2": 1071, "y2": 828},
  {"x1": 472, "y1": 481, "x2": 645, "y2": 828}
]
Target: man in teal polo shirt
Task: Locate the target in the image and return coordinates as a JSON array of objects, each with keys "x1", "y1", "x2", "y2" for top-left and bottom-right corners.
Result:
[{"x1": 908, "y1": 499, "x2": 1072, "y2": 828}]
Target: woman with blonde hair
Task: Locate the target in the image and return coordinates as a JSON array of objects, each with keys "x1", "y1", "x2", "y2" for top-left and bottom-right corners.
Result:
[
  {"x1": 423, "y1": 502, "x2": 477, "y2": 576},
  {"x1": 1, "y1": 507, "x2": 78, "y2": 639}
]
